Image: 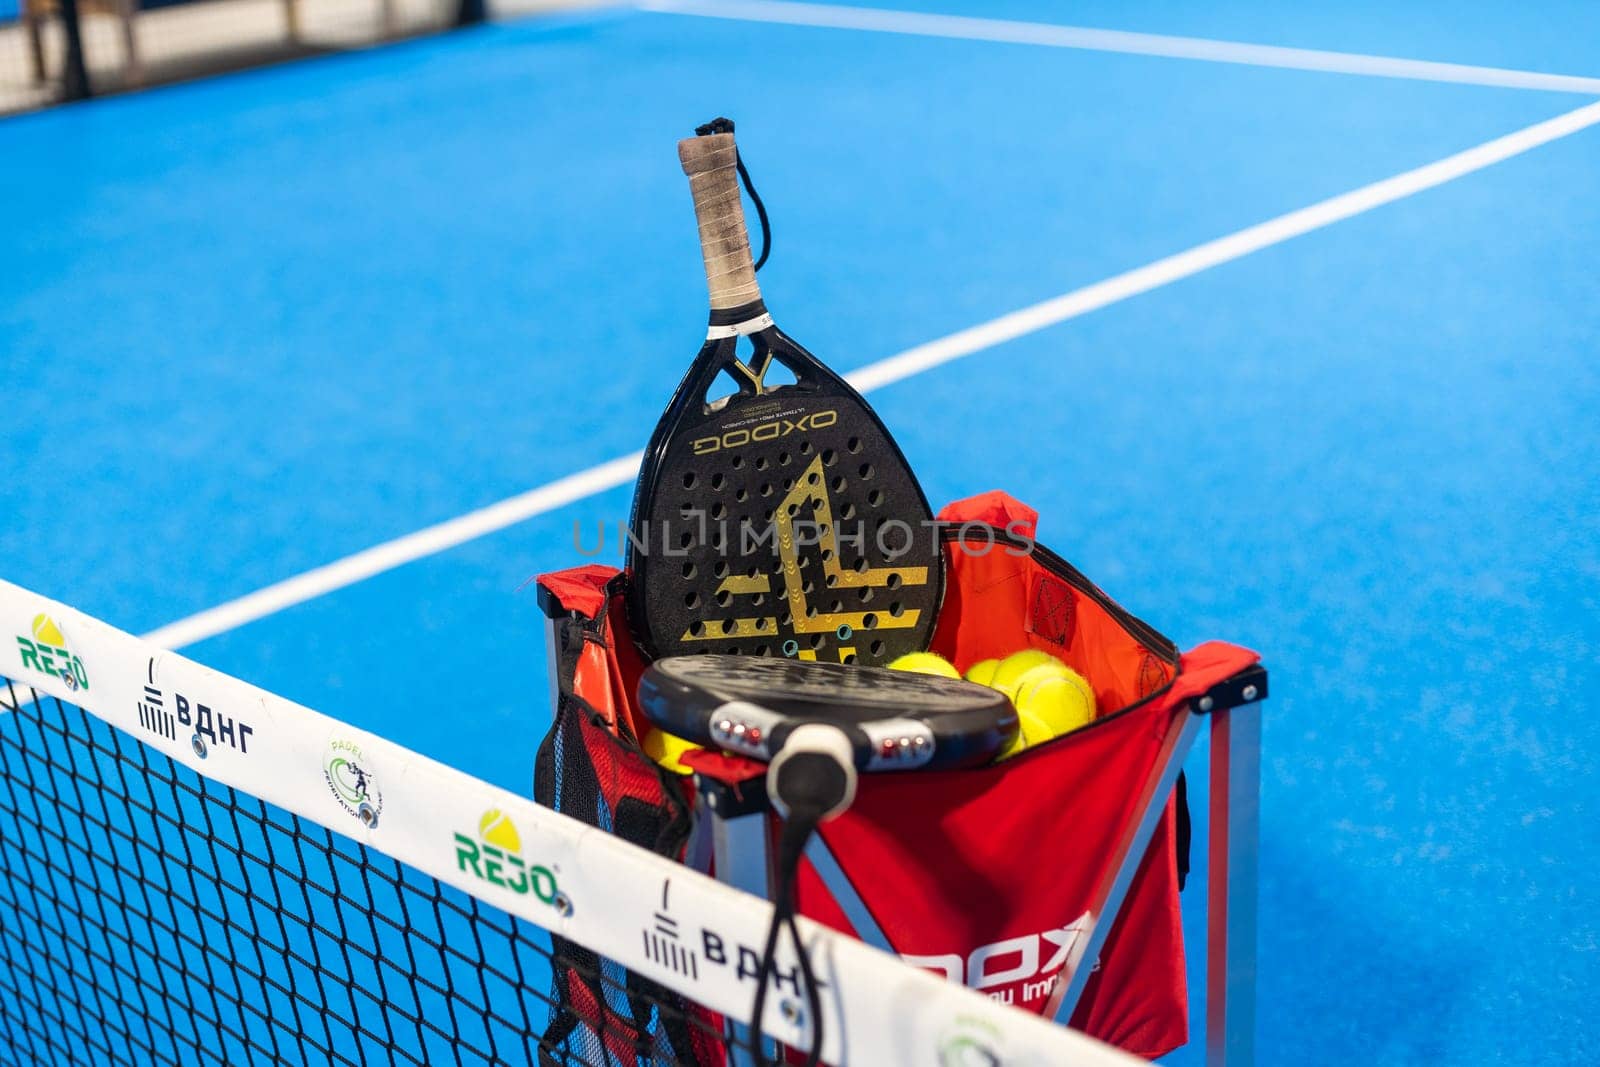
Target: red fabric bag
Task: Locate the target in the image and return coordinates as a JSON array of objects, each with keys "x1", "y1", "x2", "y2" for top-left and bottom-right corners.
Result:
[{"x1": 534, "y1": 491, "x2": 1258, "y2": 1060}]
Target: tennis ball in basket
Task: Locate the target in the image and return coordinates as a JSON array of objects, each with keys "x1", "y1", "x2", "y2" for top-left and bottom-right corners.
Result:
[
  {"x1": 964, "y1": 659, "x2": 1001, "y2": 687},
  {"x1": 990, "y1": 650, "x2": 1066, "y2": 699},
  {"x1": 996, "y1": 667, "x2": 1096, "y2": 761},
  {"x1": 887, "y1": 652, "x2": 960, "y2": 679},
  {"x1": 643, "y1": 728, "x2": 701, "y2": 776}
]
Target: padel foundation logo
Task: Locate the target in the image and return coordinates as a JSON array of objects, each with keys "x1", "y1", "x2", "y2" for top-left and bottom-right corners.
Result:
[
  {"x1": 454, "y1": 809, "x2": 560, "y2": 905},
  {"x1": 937, "y1": 1016, "x2": 1005, "y2": 1067},
  {"x1": 15, "y1": 613, "x2": 88, "y2": 692},
  {"x1": 324, "y1": 739, "x2": 383, "y2": 828}
]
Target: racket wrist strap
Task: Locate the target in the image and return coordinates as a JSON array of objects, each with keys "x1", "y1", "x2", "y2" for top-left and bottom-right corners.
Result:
[{"x1": 694, "y1": 116, "x2": 771, "y2": 272}]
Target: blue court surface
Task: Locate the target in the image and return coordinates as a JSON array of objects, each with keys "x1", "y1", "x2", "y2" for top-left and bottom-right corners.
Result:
[{"x1": 3, "y1": 1, "x2": 1598, "y2": 1063}]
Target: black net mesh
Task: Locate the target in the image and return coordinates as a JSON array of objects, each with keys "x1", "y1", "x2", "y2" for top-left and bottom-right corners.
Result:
[{"x1": 0, "y1": 675, "x2": 737, "y2": 1067}]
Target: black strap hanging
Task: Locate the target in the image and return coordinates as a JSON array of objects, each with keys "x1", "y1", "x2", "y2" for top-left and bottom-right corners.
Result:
[{"x1": 695, "y1": 116, "x2": 772, "y2": 272}]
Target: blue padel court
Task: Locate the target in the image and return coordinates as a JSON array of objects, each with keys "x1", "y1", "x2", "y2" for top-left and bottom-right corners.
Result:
[{"x1": 3, "y1": 2, "x2": 1598, "y2": 1063}]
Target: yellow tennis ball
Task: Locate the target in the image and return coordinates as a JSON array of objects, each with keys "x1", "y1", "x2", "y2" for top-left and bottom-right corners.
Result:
[
  {"x1": 1003, "y1": 662, "x2": 1069, "y2": 702},
  {"x1": 643, "y1": 728, "x2": 701, "y2": 776},
  {"x1": 964, "y1": 659, "x2": 1001, "y2": 687},
  {"x1": 995, "y1": 667, "x2": 1096, "y2": 761},
  {"x1": 1017, "y1": 671, "x2": 1095, "y2": 742},
  {"x1": 990, "y1": 650, "x2": 1066, "y2": 699},
  {"x1": 887, "y1": 652, "x2": 960, "y2": 679}
]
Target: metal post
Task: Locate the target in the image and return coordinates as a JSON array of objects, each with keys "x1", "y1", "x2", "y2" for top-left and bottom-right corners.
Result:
[
  {"x1": 57, "y1": 0, "x2": 92, "y2": 101},
  {"x1": 701, "y1": 783, "x2": 771, "y2": 1067},
  {"x1": 804, "y1": 833, "x2": 891, "y2": 952},
  {"x1": 1207, "y1": 702, "x2": 1260, "y2": 1067}
]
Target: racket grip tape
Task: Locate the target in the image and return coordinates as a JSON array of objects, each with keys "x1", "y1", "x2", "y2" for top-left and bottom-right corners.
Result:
[{"x1": 679, "y1": 132, "x2": 764, "y2": 314}]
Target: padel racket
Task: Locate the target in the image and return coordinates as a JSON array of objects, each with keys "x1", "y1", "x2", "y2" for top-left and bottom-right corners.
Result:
[
  {"x1": 627, "y1": 123, "x2": 943, "y2": 666},
  {"x1": 638, "y1": 655, "x2": 1016, "y2": 772}
]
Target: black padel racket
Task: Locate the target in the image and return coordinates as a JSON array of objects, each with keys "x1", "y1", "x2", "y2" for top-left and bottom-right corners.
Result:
[
  {"x1": 638, "y1": 655, "x2": 1016, "y2": 772},
  {"x1": 627, "y1": 123, "x2": 944, "y2": 666}
]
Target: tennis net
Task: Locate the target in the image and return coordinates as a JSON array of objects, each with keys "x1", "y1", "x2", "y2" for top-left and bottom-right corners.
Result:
[{"x1": 0, "y1": 577, "x2": 1136, "y2": 1066}]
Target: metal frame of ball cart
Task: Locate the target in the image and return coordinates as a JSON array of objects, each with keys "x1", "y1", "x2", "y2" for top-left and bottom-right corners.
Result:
[{"x1": 540, "y1": 609, "x2": 1266, "y2": 1066}]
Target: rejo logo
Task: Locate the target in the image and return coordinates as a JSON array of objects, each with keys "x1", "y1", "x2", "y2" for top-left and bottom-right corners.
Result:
[
  {"x1": 15, "y1": 614, "x2": 88, "y2": 692},
  {"x1": 903, "y1": 913, "x2": 1091, "y2": 1007},
  {"x1": 691, "y1": 409, "x2": 837, "y2": 455},
  {"x1": 324, "y1": 738, "x2": 383, "y2": 827},
  {"x1": 454, "y1": 809, "x2": 560, "y2": 906}
]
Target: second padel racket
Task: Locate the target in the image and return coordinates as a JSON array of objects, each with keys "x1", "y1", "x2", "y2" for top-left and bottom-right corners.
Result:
[
  {"x1": 638, "y1": 655, "x2": 1017, "y2": 772},
  {"x1": 627, "y1": 122, "x2": 944, "y2": 666}
]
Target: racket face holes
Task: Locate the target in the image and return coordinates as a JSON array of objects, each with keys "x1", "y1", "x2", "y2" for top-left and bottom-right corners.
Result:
[
  {"x1": 836, "y1": 624, "x2": 852, "y2": 640},
  {"x1": 782, "y1": 639, "x2": 799, "y2": 656},
  {"x1": 841, "y1": 652, "x2": 857, "y2": 665},
  {"x1": 731, "y1": 455, "x2": 744, "y2": 470},
  {"x1": 862, "y1": 612, "x2": 879, "y2": 629},
  {"x1": 760, "y1": 483, "x2": 773, "y2": 497},
  {"x1": 887, "y1": 573, "x2": 902, "y2": 590},
  {"x1": 711, "y1": 503, "x2": 727, "y2": 520},
  {"x1": 840, "y1": 502, "x2": 857, "y2": 520},
  {"x1": 681, "y1": 562, "x2": 696, "y2": 579},
  {"x1": 825, "y1": 574, "x2": 838, "y2": 588},
  {"x1": 857, "y1": 587, "x2": 873, "y2": 603},
  {"x1": 831, "y1": 476, "x2": 846, "y2": 492},
  {"x1": 868, "y1": 489, "x2": 885, "y2": 507},
  {"x1": 778, "y1": 451, "x2": 790, "y2": 467},
  {"x1": 821, "y1": 449, "x2": 837, "y2": 466},
  {"x1": 753, "y1": 643, "x2": 769, "y2": 655},
  {"x1": 858, "y1": 463, "x2": 875, "y2": 480},
  {"x1": 870, "y1": 639, "x2": 885, "y2": 657},
  {"x1": 721, "y1": 619, "x2": 736, "y2": 635},
  {"x1": 684, "y1": 592, "x2": 700, "y2": 608},
  {"x1": 711, "y1": 472, "x2": 725, "y2": 490},
  {"x1": 852, "y1": 557, "x2": 868, "y2": 574},
  {"x1": 809, "y1": 634, "x2": 825, "y2": 650},
  {"x1": 714, "y1": 561, "x2": 729, "y2": 579},
  {"x1": 888, "y1": 600, "x2": 904, "y2": 617},
  {"x1": 716, "y1": 590, "x2": 732, "y2": 608},
  {"x1": 736, "y1": 487, "x2": 749, "y2": 503},
  {"x1": 781, "y1": 477, "x2": 794, "y2": 491},
  {"x1": 807, "y1": 471, "x2": 820, "y2": 485},
  {"x1": 682, "y1": 472, "x2": 696, "y2": 490},
  {"x1": 829, "y1": 599, "x2": 843, "y2": 613},
  {"x1": 689, "y1": 621, "x2": 705, "y2": 637},
  {"x1": 756, "y1": 456, "x2": 770, "y2": 471},
  {"x1": 847, "y1": 436, "x2": 861, "y2": 453},
  {"x1": 679, "y1": 530, "x2": 694, "y2": 549}
]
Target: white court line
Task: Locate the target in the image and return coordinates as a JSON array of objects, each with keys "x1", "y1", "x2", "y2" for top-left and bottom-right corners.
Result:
[
  {"x1": 137, "y1": 98, "x2": 1600, "y2": 652},
  {"x1": 639, "y1": 0, "x2": 1600, "y2": 96}
]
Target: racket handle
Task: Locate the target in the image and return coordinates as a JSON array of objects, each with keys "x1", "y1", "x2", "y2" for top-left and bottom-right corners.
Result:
[{"x1": 679, "y1": 132, "x2": 764, "y2": 314}]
